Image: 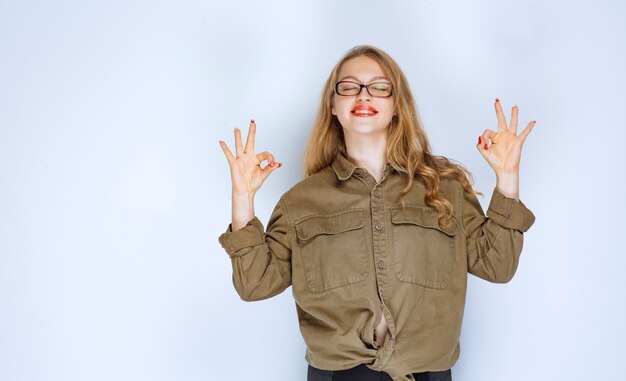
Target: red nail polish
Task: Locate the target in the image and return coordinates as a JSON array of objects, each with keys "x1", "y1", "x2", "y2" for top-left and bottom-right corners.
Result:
[
  {"x1": 478, "y1": 136, "x2": 482, "y2": 144},
  {"x1": 484, "y1": 143, "x2": 488, "y2": 150},
  {"x1": 251, "y1": 118, "x2": 255, "y2": 124},
  {"x1": 277, "y1": 163, "x2": 282, "y2": 168},
  {"x1": 495, "y1": 98, "x2": 499, "y2": 103}
]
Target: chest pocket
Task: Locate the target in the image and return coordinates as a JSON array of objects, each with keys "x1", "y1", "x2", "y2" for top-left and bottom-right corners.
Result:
[
  {"x1": 390, "y1": 205, "x2": 456, "y2": 289},
  {"x1": 295, "y1": 209, "x2": 369, "y2": 294}
]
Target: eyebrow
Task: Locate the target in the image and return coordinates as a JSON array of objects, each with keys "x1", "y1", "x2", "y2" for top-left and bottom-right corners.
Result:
[{"x1": 338, "y1": 75, "x2": 389, "y2": 82}]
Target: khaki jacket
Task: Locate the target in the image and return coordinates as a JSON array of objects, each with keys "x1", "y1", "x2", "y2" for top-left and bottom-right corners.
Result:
[{"x1": 218, "y1": 152, "x2": 535, "y2": 381}]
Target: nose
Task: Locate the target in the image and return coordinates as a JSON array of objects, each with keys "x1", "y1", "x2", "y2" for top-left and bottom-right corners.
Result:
[{"x1": 356, "y1": 85, "x2": 372, "y2": 102}]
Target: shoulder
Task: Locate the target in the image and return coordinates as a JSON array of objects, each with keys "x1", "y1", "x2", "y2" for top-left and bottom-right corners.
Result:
[
  {"x1": 433, "y1": 157, "x2": 472, "y2": 216},
  {"x1": 280, "y1": 166, "x2": 337, "y2": 203},
  {"x1": 428, "y1": 154, "x2": 475, "y2": 194},
  {"x1": 440, "y1": 175, "x2": 465, "y2": 195},
  {"x1": 275, "y1": 166, "x2": 341, "y2": 221}
]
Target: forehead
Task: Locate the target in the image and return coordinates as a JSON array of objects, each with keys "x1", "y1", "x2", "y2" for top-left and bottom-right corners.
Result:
[{"x1": 337, "y1": 55, "x2": 387, "y2": 82}]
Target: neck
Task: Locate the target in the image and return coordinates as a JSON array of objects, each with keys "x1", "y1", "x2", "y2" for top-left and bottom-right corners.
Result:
[{"x1": 344, "y1": 131, "x2": 387, "y2": 182}]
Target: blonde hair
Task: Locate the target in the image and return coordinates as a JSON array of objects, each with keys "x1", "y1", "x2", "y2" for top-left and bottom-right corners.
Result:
[{"x1": 303, "y1": 45, "x2": 480, "y2": 226}]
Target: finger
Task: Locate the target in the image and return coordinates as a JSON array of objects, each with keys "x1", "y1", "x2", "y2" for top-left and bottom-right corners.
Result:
[
  {"x1": 476, "y1": 129, "x2": 496, "y2": 159},
  {"x1": 234, "y1": 128, "x2": 244, "y2": 157},
  {"x1": 476, "y1": 135, "x2": 490, "y2": 160},
  {"x1": 494, "y1": 98, "x2": 507, "y2": 132},
  {"x1": 510, "y1": 105, "x2": 519, "y2": 134},
  {"x1": 518, "y1": 121, "x2": 536, "y2": 143},
  {"x1": 476, "y1": 140, "x2": 490, "y2": 159},
  {"x1": 219, "y1": 140, "x2": 236, "y2": 165},
  {"x1": 256, "y1": 151, "x2": 276, "y2": 166},
  {"x1": 260, "y1": 159, "x2": 282, "y2": 180},
  {"x1": 244, "y1": 119, "x2": 256, "y2": 154},
  {"x1": 481, "y1": 129, "x2": 498, "y2": 148}
]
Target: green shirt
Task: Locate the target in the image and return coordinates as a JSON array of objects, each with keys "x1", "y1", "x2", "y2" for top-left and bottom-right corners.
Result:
[{"x1": 218, "y1": 151, "x2": 535, "y2": 381}]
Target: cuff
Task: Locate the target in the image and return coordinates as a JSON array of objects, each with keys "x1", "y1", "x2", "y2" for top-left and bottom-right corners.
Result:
[
  {"x1": 486, "y1": 188, "x2": 536, "y2": 232},
  {"x1": 218, "y1": 216, "x2": 265, "y2": 257}
]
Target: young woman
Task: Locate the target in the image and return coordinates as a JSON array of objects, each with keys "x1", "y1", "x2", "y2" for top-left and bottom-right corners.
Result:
[{"x1": 218, "y1": 45, "x2": 535, "y2": 381}]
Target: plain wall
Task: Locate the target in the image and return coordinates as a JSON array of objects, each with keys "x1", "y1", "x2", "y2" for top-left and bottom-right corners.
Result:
[{"x1": 1, "y1": 0, "x2": 625, "y2": 380}]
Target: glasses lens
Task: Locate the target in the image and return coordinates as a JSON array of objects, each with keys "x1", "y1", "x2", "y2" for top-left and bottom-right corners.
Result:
[
  {"x1": 335, "y1": 81, "x2": 393, "y2": 97},
  {"x1": 336, "y1": 82, "x2": 360, "y2": 95},
  {"x1": 368, "y1": 82, "x2": 392, "y2": 97}
]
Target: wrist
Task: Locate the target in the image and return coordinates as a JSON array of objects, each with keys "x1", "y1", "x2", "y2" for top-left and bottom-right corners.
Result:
[
  {"x1": 231, "y1": 193, "x2": 255, "y2": 232},
  {"x1": 495, "y1": 172, "x2": 519, "y2": 201},
  {"x1": 232, "y1": 191, "x2": 255, "y2": 201}
]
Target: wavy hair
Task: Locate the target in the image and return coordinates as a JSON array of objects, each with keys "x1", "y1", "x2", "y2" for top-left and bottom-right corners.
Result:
[{"x1": 303, "y1": 45, "x2": 480, "y2": 226}]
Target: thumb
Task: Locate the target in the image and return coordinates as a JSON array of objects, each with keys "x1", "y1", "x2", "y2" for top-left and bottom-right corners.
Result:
[{"x1": 260, "y1": 161, "x2": 282, "y2": 180}]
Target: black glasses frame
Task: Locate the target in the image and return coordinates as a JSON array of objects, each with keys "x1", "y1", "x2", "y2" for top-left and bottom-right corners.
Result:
[{"x1": 334, "y1": 81, "x2": 394, "y2": 98}]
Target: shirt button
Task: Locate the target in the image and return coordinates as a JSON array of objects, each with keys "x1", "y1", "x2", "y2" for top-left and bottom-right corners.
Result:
[
  {"x1": 373, "y1": 190, "x2": 381, "y2": 198},
  {"x1": 374, "y1": 223, "x2": 383, "y2": 231},
  {"x1": 377, "y1": 260, "x2": 385, "y2": 269}
]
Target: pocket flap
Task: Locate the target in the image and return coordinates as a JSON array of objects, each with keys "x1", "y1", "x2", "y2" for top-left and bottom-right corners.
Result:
[
  {"x1": 390, "y1": 206, "x2": 456, "y2": 237},
  {"x1": 295, "y1": 209, "x2": 365, "y2": 241}
]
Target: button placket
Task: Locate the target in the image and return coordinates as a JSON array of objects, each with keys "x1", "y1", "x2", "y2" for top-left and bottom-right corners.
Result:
[
  {"x1": 369, "y1": 174, "x2": 396, "y2": 367},
  {"x1": 371, "y1": 183, "x2": 387, "y2": 282}
]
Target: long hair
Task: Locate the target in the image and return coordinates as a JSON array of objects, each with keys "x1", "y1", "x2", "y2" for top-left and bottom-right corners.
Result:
[{"x1": 303, "y1": 45, "x2": 479, "y2": 226}]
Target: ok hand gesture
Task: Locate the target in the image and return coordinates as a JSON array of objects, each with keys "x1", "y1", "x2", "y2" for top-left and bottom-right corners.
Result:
[
  {"x1": 219, "y1": 119, "x2": 282, "y2": 197},
  {"x1": 477, "y1": 99, "x2": 536, "y2": 176}
]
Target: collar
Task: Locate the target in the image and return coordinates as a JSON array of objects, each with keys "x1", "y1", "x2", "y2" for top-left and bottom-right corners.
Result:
[{"x1": 330, "y1": 151, "x2": 395, "y2": 181}]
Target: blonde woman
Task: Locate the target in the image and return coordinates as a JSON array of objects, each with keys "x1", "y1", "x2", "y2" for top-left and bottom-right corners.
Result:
[{"x1": 218, "y1": 45, "x2": 535, "y2": 381}]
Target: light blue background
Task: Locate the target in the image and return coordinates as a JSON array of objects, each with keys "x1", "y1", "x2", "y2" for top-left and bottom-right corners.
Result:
[{"x1": 1, "y1": 0, "x2": 625, "y2": 380}]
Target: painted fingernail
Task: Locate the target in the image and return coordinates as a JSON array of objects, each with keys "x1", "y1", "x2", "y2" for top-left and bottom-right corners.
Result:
[
  {"x1": 478, "y1": 136, "x2": 482, "y2": 144},
  {"x1": 251, "y1": 118, "x2": 255, "y2": 124},
  {"x1": 495, "y1": 98, "x2": 499, "y2": 103},
  {"x1": 484, "y1": 143, "x2": 488, "y2": 150},
  {"x1": 277, "y1": 163, "x2": 282, "y2": 168}
]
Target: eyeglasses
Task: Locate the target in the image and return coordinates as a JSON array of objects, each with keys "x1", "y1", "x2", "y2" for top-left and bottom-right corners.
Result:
[{"x1": 334, "y1": 81, "x2": 393, "y2": 98}]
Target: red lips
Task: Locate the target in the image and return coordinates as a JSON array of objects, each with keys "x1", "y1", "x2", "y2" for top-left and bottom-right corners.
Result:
[{"x1": 351, "y1": 105, "x2": 378, "y2": 116}]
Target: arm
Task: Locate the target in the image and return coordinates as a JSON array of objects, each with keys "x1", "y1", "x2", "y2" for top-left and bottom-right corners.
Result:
[
  {"x1": 464, "y1": 188, "x2": 535, "y2": 283},
  {"x1": 218, "y1": 119, "x2": 289, "y2": 301},
  {"x1": 466, "y1": 99, "x2": 536, "y2": 282},
  {"x1": 218, "y1": 197, "x2": 292, "y2": 301}
]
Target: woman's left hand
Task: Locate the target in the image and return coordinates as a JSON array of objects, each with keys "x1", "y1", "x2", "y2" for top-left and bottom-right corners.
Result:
[{"x1": 477, "y1": 99, "x2": 536, "y2": 176}]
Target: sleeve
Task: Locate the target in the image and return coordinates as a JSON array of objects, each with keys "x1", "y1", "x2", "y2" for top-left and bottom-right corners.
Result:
[
  {"x1": 463, "y1": 187, "x2": 536, "y2": 283},
  {"x1": 217, "y1": 196, "x2": 292, "y2": 301}
]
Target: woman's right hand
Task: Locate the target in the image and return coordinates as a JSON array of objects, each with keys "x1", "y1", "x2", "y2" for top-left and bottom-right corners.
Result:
[{"x1": 219, "y1": 119, "x2": 282, "y2": 197}]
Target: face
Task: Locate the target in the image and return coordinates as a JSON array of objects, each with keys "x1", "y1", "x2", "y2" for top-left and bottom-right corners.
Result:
[{"x1": 331, "y1": 55, "x2": 395, "y2": 138}]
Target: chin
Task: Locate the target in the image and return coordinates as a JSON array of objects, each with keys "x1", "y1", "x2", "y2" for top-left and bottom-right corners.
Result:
[{"x1": 343, "y1": 124, "x2": 388, "y2": 136}]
